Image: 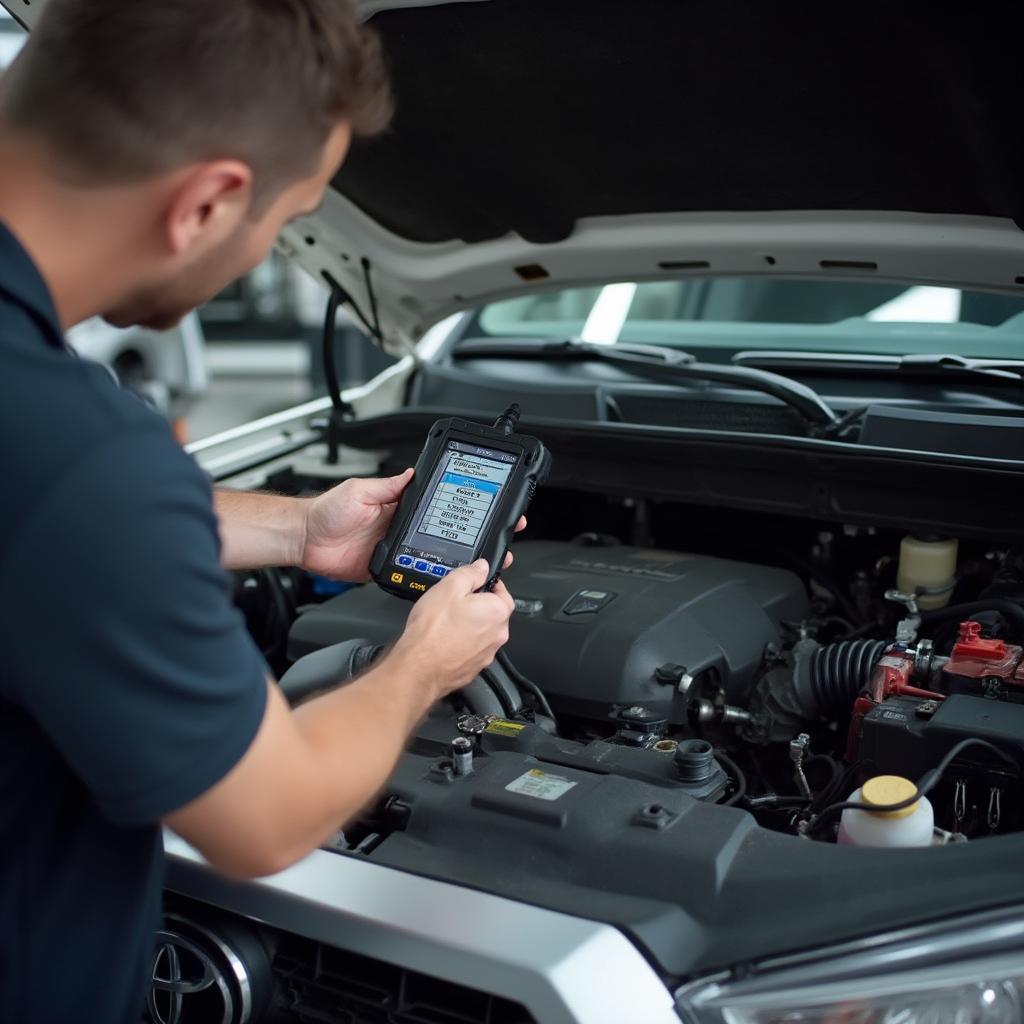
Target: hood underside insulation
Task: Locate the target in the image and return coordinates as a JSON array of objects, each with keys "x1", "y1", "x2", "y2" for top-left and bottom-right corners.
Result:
[{"x1": 334, "y1": 0, "x2": 1024, "y2": 245}]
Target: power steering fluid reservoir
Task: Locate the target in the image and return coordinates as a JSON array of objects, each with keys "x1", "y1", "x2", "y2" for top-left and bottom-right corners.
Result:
[
  {"x1": 896, "y1": 534, "x2": 958, "y2": 610},
  {"x1": 838, "y1": 775, "x2": 934, "y2": 848}
]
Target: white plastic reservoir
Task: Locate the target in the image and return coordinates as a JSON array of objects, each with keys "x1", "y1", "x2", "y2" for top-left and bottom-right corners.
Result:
[
  {"x1": 896, "y1": 535, "x2": 958, "y2": 610},
  {"x1": 837, "y1": 775, "x2": 934, "y2": 848}
]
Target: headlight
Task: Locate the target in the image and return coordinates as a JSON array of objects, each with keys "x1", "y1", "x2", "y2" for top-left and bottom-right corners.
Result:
[{"x1": 679, "y1": 922, "x2": 1024, "y2": 1024}]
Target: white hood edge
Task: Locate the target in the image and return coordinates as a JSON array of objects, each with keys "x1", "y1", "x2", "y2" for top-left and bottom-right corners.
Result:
[{"x1": 280, "y1": 198, "x2": 1024, "y2": 355}]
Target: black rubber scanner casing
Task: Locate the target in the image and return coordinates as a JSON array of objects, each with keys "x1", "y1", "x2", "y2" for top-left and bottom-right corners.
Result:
[{"x1": 369, "y1": 416, "x2": 551, "y2": 600}]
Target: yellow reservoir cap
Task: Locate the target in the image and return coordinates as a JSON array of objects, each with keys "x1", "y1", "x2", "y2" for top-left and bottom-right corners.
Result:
[{"x1": 861, "y1": 775, "x2": 919, "y2": 819}]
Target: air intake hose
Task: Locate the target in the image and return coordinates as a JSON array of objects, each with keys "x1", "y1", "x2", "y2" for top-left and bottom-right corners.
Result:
[
  {"x1": 746, "y1": 637, "x2": 888, "y2": 744},
  {"x1": 797, "y1": 638, "x2": 887, "y2": 714},
  {"x1": 278, "y1": 639, "x2": 383, "y2": 705},
  {"x1": 278, "y1": 639, "x2": 523, "y2": 719}
]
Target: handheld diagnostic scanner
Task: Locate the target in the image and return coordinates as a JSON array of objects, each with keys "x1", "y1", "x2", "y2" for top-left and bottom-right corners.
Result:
[{"x1": 370, "y1": 405, "x2": 551, "y2": 600}]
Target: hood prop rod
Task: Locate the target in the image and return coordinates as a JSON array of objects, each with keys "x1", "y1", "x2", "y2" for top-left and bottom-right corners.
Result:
[
  {"x1": 319, "y1": 271, "x2": 360, "y2": 464},
  {"x1": 318, "y1": 264, "x2": 387, "y2": 462}
]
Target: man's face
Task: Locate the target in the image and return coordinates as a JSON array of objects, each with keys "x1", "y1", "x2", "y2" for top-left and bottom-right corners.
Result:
[{"x1": 103, "y1": 123, "x2": 351, "y2": 331}]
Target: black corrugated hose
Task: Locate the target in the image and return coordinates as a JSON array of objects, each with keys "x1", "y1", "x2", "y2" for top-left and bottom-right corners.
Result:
[{"x1": 809, "y1": 639, "x2": 888, "y2": 711}]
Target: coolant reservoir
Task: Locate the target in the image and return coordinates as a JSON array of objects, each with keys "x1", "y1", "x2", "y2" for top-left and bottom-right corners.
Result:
[
  {"x1": 896, "y1": 534, "x2": 958, "y2": 610},
  {"x1": 837, "y1": 775, "x2": 934, "y2": 848}
]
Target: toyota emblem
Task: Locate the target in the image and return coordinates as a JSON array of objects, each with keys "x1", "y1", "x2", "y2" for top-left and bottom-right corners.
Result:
[{"x1": 145, "y1": 922, "x2": 241, "y2": 1024}]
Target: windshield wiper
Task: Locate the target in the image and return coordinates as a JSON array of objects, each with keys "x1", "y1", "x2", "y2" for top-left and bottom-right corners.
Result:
[
  {"x1": 455, "y1": 338, "x2": 840, "y2": 430},
  {"x1": 734, "y1": 350, "x2": 1024, "y2": 384}
]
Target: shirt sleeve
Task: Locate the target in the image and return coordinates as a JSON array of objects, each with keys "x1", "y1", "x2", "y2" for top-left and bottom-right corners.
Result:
[{"x1": 3, "y1": 427, "x2": 268, "y2": 825}]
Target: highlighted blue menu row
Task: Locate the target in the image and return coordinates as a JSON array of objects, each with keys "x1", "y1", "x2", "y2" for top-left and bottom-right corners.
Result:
[{"x1": 441, "y1": 472, "x2": 501, "y2": 493}]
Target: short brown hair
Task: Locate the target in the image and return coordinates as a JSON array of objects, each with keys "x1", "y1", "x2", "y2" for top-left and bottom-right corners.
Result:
[{"x1": 0, "y1": 0, "x2": 392, "y2": 204}]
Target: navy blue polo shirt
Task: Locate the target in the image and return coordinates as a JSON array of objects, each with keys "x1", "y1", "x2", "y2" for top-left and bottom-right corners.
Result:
[{"x1": 0, "y1": 222, "x2": 268, "y2": 1023}]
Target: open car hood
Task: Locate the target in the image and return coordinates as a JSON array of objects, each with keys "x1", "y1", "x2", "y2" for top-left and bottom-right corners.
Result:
[{"x1": 9, "y1": 0, "x2": 1024, "y2": 351}]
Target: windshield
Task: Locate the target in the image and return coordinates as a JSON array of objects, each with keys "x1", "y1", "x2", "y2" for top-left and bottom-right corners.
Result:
[{"x1": 470, "y1": 278, "x2": 1024, "y2": 357}]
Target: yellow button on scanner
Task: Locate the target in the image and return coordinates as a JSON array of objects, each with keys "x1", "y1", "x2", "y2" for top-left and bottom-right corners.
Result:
[
  {"x1": 861, "y1": 775, "x2": 919, "y2": 818},
  {"x1": 391, "y1": 572, "x2": 404, "y2": 584}
]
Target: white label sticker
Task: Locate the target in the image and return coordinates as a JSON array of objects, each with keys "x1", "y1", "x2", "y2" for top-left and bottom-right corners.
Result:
[{"x1": 505, "y1": 768, "x2": 577, "y2": 801}]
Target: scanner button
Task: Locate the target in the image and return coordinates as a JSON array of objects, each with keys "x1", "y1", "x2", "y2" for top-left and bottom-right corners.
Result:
[
  {"x1": 414, "y1": 560, "x2": 430, "y2": 573},
  {"x1": 431, "y1": 565, "x2": 449, "y2": 577},
  {"x1": 397, "y1": 555, "x2": 413, "y2": 567}
]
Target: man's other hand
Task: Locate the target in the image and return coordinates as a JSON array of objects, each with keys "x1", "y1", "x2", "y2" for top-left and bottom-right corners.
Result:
[
  {"x1": 392, "y1": 558, "x2": 516, "y2": 697},
  {"x1": 302, "y1": 470, "x2": 525, "y2": 582}
]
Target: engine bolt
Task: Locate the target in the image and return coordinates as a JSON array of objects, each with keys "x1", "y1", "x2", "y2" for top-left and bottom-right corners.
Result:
[{"x1": 450, "y1": 736, "x2": 474, "y2": 777}]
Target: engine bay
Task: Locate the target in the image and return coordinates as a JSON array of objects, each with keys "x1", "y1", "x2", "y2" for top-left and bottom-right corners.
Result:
[{"x1": 262, "y1": 490, "x2": 1024, "y2": 852}]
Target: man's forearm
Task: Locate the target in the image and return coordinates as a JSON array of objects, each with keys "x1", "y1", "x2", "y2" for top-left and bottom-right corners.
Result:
[
  {"x1": 165, "y1": 653, "x2": 435, "y2": 879},
  {"x1": 281, "y1": 648, "x2": 436, "y2": 857},
  {"x1": 164, "y1": 562, "x2": 509, "y2": 878},
  {"x1": 213, "y1": 489, "x2": 309, "y2": 571},
  {"x1": 248, "y1": 651, "x2": 437, "y2": 874}
]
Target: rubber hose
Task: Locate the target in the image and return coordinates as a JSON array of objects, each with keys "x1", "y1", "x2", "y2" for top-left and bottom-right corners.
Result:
[
  {"x1": 920, "y1": 599, "x2": 1024, "y2": 636},
  {"x1": 809, "y1": 639, "x2": 887, "y2": 711},
  {"x1": 462, "y1": 677, "x2": 507, "y2": 718}
]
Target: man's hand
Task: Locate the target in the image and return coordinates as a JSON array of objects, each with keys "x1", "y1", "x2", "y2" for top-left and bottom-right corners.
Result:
[
  {"x1": 302, "y1": 470, "x2": 525, "y2": 582},
  {"x1": 301, "y1": 469, "x2": 414, "y2": 581},
  {"x1": 392, "y1": 558, "x2": 517, "y2": 697}
]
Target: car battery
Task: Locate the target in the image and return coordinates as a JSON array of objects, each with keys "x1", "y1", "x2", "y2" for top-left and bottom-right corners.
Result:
[{"x1": 859, "y1": 692, "x2": 1024, "y2": 833}]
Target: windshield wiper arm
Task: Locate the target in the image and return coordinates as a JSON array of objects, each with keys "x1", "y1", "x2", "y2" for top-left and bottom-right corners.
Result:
[
  {"x1": 734, "y1": 350, "x2": 1024, "y2": 383},
  {"x1": 455, "y1": 338, "x2": 840, "y2": 428}
]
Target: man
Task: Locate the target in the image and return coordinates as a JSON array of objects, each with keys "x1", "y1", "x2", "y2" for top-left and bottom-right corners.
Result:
[{"x1": 0, "y1": 2, "x2": 518, "y2": 1021}]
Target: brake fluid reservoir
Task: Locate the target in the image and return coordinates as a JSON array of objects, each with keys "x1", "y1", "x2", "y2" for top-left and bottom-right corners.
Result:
[
  {"x1": 896, "y1": 534, "x2": 958, "y2": 610},
  {"x1": 838, "y1": 775, "x2": 934, "y2": 848}
]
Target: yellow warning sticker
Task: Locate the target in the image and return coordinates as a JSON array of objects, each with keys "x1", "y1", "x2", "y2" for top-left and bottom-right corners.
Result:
[{"x1": 485, "y1": 720, "x2": 526, "y2": 737}]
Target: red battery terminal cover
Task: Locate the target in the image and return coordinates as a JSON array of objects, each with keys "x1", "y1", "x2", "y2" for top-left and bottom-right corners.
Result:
[
  {"x1": 943, "y1": 620, "x2": 1022, "y2": 681},
  {"x1": 847, "y1": 645, "x2": 944, "y2": 761}
]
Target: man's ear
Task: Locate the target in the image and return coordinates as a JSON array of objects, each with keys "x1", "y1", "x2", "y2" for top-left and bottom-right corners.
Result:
[{"x1": 164, "y1": 160, "x2": 253, "y2": 257}]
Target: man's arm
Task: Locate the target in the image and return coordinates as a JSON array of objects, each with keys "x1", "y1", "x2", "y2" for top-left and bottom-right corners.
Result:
[
  {"x1": 164, "y1": 559, "x2": 514, "y2": 878},
  {"x1": 213, "y1": 469, "x2": 413, "y2": 578},
  {"x1": 213, "y1": 488, "x2": 308, "y2": 571},
  {"x1": 166, "y1": 666, "x2": 424, "y2": 878}
]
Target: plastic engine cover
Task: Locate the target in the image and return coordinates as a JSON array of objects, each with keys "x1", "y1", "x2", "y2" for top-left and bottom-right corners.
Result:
[{"x1": 288, "y1": 540, "x2": 807, "y2": 723}]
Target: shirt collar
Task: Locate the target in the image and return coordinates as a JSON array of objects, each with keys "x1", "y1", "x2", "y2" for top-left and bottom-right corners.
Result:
[{"x1": 0, "y1": 219, "x2": 65, "y2": 348}]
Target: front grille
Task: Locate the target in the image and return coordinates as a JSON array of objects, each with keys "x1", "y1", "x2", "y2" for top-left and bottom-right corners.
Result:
[
  {"x1": 270, "y1": 932, "x2": 537, "y2": 1024},
  {"x1": 159, "y1": 895, "x2": 538, "y2": 1024}
]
